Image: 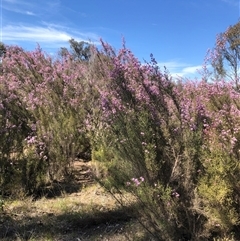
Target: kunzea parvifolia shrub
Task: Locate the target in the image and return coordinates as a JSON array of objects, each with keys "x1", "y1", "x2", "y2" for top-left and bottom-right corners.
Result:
[
  {"x1": 178, "y1": 80, "x2": 240, "y2": 239},
  {"x1": 0, "y1": 45, "x2": 93, "y2": 194},
  {"x1": 91, "y1": 41, "x2": 211, "y2": 240},
  {"x1": 0, "y1": 45, "x2": 36, "y2": 195},
  {"x1": 92, "y1": 41, "x2": 240, "y2": 240},
  {"x1": 195, "y1": 81, "x2": 240, "y2": 238}
]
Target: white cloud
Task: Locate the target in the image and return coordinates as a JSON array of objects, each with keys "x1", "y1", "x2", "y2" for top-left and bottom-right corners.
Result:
[
  {"x1": 4, "y1": 24, "x2": 99, "y2": 43},
  {"x1": 182, "y1": 65, "x2": 202, "y2": 74},
  {"x1": 3, "y1": 0, "x2": 19, "y2": 3},
  {"x1": 2, "y1": 0, "x2": 60, "y2": 17},
  {"x1": 2, "y1": 5, "x2": 35, "y2": 15},
  {"x1": 3, "y1": 0, "x2": 34, "y2": 9},
  {"x1": 157, "y1": 61, "x2": 186, "y2": 72},
  {"x1": 26, "y1": 11, "x2": 35, "y2": 16},
  {"x1": 3, "y1": 25, "x2": 71, "y2": 42},
  {"x1": 221, "y1": 0, "x2": 238, "y2": 6},
  {"x1": 1, "y1": 0, "x2": 100, "y2": 51},
  {"x1": 2, "y1": 24, "x2": 100, "y2": 51},
  {"x1": 157, "y1": 61, "x2": 202, "y2": 79},
  {"x1": 2, "y1": 0, "x2": 38, "y2": 16}
]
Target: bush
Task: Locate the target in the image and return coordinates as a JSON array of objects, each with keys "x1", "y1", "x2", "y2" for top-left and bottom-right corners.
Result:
[
  {"x1": 0, "y1": 45, "x2": 94, "y2": 195},
  {"x1": 0, "y1": 40, "x2": 239, "y2": 239},
  {"x1": 91, "y1": 43, "x2": 240, "y2": 240},
  {"x1": 90, "y1": 43, "x2": 209, "y2": 240}
]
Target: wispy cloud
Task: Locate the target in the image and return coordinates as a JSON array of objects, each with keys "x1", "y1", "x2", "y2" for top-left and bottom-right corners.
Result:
[
  {"x1": 221, "y1": 0, "x2": 238, "y2": 7},
  {"x1": 3, "y1": 24, "x2": 100, "y2": 50},
  {"x1": 1, "y1": 0, "x2": 100, "y2": 51},
  {"x1": 26, "y1": 11, "x2": 35, "y2": 16},
  {"x1": 2, "y1": 0, "x2": 38, "y2": 17},
  {"x1": 3, "y1": 25, "x2": 71, "y2": 42},
  {"x1": 2, "y1": 0, "x2": 61, "y2": 17},
  {"x1": 3, "y1": 0, "x2": 35, "y2": 9},
  {"x1": 157, "y1": 61, "x2": 202, "y2": 79},
  {"x1": 2, "y1": 6, "x2": 36, "y2": 16},
  {"x1": 3, "y1": 0, "x2": 19, "y2": 3},
  {"x1": 181, "y1": 65, "x2": 203, "y2": 75}
]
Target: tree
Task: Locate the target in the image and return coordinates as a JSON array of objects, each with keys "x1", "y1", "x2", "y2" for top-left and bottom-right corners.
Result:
[
  {"x1": 0, "y1": 42, "x2": 6, "y2": 73},
  {"x1": 0, "y1": 42, "x2": 6, "y2": 59},
  {"x1": 59, "y1": 38, "x2": 92, "y2": 61},
  {"x1": 209, "y1": 21, "x2": 240, "y2": 87}
]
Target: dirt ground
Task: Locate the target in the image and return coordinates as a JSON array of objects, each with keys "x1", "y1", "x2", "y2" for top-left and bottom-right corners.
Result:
[{"x1": 0, "y1": 161, "x2": 149, "y2": 241}]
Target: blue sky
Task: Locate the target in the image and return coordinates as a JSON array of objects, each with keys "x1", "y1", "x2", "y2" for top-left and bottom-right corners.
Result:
[{"x1": 1, "y1": 0, "x2": 240, "y2": 79}]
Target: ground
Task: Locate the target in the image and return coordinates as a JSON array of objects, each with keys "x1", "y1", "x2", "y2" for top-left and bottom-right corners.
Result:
[{"x1": 0, "y1": 161, "x2": 149, "y2": 241}]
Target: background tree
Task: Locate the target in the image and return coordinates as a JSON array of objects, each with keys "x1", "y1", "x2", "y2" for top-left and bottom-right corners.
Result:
[
  {"x1": 0, "y1": 42, "x2": 6, "y2": 73},
  {"x1": 59, "y1": 38, "x2": 92, "y2": 61},
  {"x1": 209, "y1": 21, "x2": 240, "y2": 87},
  {"x1": 0, "y1": 42, "x2": 6, "y2": 59}
]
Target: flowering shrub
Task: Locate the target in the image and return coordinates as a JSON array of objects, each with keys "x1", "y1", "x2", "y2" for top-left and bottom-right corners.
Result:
[
  {"x1": 126, "y1": 176, "x2": 144, "y2": 187},
  {"x1": 0, "y1": 38, "x2": 239, "y2": 239},
  {"x1": 90, "y1": 42, "x2": 240, "y2": 240},
  {"x1": 89, "y1": 42, "x2": 208, "y2": 240},
  {"x1": 196, "y1": 82, "x2": 240, "y2": 235},
  {"x1": 0, "y1": 45, "x2": 94, "y2": 194}
]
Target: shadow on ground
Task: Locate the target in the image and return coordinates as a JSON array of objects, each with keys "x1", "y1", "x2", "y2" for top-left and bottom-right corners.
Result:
[
  {"x1": 0, "y1": 161, "x2": 153, "y2": 240},
  {"x1": 0, "y1": 203, "x2": 144, "y2": 241},
  {"x1": 34, "y1": 161, "x2": 94, "y2": 199}
]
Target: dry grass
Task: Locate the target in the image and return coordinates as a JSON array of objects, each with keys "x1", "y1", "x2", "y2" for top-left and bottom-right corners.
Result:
[{"x1": 0, "y1": 161, "x2": 149, "y2": 241}]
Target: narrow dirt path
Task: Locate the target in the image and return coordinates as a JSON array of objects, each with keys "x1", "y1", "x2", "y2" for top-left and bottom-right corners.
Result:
[{"x1": 0, "y1": 161, "x2": 145, "y2": 241}]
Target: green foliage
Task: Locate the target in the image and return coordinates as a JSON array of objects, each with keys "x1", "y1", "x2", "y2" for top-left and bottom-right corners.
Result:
[
  {"x1": 0, "y1": 195, "x2": 4, "y2": 211},
  {"x1": 198, "y1": 141, "x2": 240, "y2": 235},
  {"x1": 59, "y1": 38, "x2": 92, "y2": 61}
]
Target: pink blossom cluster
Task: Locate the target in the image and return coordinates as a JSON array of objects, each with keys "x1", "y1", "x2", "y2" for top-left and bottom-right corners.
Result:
[
  {"x1": 126, "y1": 176, "x2": 145, "y2": 187},
  {"x1": 0, "y1": 44, "x2": 93, "y2": 168},
  {"x1": 1, "y1": 39, "x2": 240, "y2": 191}
]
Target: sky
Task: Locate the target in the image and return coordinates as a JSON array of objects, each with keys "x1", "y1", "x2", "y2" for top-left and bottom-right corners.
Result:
[{"x1": 1, "y1": 0, "x2": 240, "y2": 79}]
